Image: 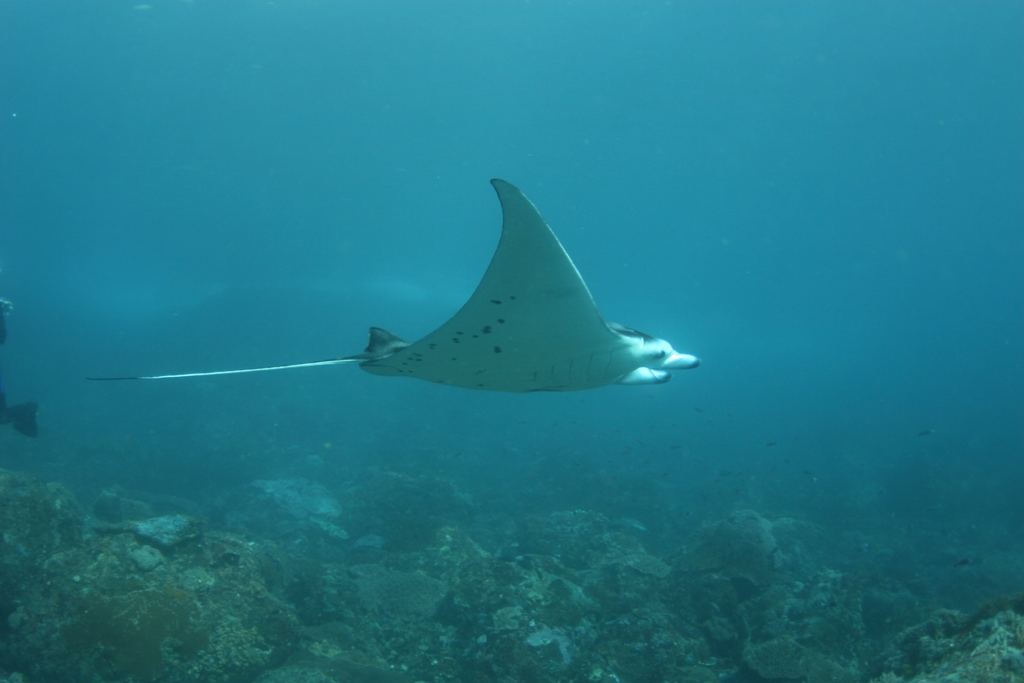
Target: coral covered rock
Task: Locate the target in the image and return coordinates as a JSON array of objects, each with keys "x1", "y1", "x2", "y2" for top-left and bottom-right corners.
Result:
[
  {"x1": 744, "y1": 636, "x2": 807, "y2": 679},
  {"x1": 687, "y1": 509, "x2": 781, "y2": 586},
  {"x1": 132, "y1": 513, "x2": 205, "y2": 547},
  {"x1": 0, "y1": 471, "x2": 300, "y2": 683},
  {"x1": 874, "y1": 605, "x2": 1024, "y2": 683},
  {"x1": 350, "y1": 564, "x2": 448, "y2": 621}
]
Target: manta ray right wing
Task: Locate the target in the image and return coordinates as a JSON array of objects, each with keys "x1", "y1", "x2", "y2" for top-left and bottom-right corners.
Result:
[{"x1": 358, "y1": 180, "x2": 636, "y2": 391}]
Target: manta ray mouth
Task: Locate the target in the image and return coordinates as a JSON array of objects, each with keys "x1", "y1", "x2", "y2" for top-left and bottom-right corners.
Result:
[
  {"x1": 616, "y1": 367, "x2": 672, "y2": 385},
  {"x1": 662, "y1": 353, "x2": 701, "y2": 370}
]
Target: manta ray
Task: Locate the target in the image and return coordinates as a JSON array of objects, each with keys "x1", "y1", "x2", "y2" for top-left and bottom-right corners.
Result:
[{"x1": 91, "y1": 180, "x2": 700, "y2": 392}]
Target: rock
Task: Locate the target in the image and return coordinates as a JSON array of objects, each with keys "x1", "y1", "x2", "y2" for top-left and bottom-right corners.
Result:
[
  {"x1": 92, "y1": 487, "x2": 154, "y2": 523},
  {"x1": 132, "y1": 514, "x2": 204, "y2": 548},
  {"x1": 351, "y1": 564, "x2": 448, "y2": 621},
  {"x1": 687, "y1": 509, "x2": 780, "y2": 586},
  {"x1": 128, "y1": 545, "x2": 163, "y2": 572},
  {"x1": 744, "y1": 636, "x2": 806, "y2": 679}
]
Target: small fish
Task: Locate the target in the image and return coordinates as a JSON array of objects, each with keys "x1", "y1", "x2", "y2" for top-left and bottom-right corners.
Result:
[
  {"x1": 618, "y1": 517, "x2": 648, "y2": 532},
  {"x1": 918, "y1": 429, "x2": 936, "y2": 437},
  {"x1": 353, "y1": 534, "x2": 385, "y2": 549}
]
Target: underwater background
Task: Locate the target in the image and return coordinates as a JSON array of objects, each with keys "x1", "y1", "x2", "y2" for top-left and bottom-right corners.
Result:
[{"x1": 0, "y1": 2, "x2": 1022, "y2": 682}]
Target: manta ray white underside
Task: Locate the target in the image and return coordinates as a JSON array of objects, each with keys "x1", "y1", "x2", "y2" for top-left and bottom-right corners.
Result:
[{"x1": 90, "y1": 180, "x2": 699, "y2": 392}]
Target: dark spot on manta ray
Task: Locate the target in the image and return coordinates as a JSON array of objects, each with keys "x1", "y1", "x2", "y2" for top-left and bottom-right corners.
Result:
[
  {"x1": 494, "y1": 346, "x2": 502, "y2": 354},
  {"x1": 452, "y1": 338, "x2": 460, "y2": 344},
  {"x1": 428, "y1": 343, "x2": 436, "y2": 349},
  {"x1": 497, "y1": 319, "x2": 505, "y2": 324},
  {"x1": 456, "y1": 331, "x2": 464, "y2": 335},
  {"x1": 491, "y1": 299, "x2": 502, "y2": 304},
  {"x1": 481, "y1": 326, "x2": 492, "y2": 334}
]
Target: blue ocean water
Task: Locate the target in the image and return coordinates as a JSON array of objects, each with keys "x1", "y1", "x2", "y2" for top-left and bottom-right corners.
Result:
[{"x1": 0, "y1": 1, "x2": 1022, "y2": 677}]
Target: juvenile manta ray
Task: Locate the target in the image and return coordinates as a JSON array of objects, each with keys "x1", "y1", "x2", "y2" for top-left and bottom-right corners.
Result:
[{"x1": 90, "y1": 180, "x2": 700, "y2": 392}]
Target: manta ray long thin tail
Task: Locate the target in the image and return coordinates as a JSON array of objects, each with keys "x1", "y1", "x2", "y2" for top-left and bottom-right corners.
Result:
[{"x1": 87, "y1": 357, "x2": 358, "y2": 381}]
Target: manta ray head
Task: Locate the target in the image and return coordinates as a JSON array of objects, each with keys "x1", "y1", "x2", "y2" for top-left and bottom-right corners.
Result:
[{"x1": 610, "y1": 323, "x2": 701, "y2": 386}]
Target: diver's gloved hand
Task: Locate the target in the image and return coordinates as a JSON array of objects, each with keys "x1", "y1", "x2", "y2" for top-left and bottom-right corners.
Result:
[
  {"x1": 0, "y1": 377, "x2": 38, "y2": 438},
  {"x1": 8, "y1": 401, "x2": 38, "y2": 438}
]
